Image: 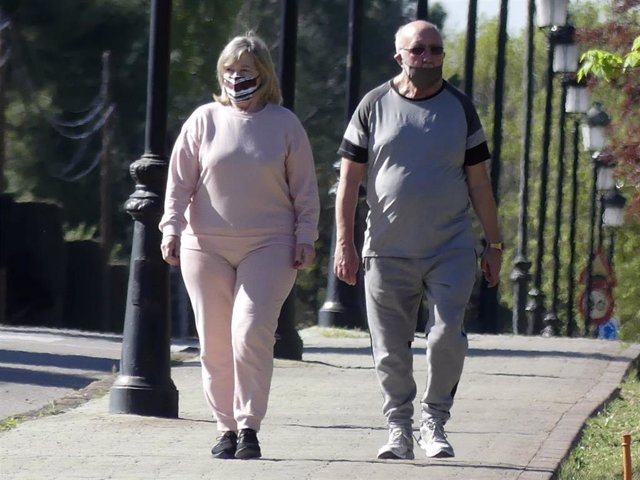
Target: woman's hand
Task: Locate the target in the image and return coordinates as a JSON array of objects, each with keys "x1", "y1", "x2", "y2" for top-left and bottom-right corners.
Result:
[
  {"x1": 294, "y1": 243, "x2": 315, "y2": 269},
  {"x1": 161, "y1": 235, "x2": 181, "y2": 266}
]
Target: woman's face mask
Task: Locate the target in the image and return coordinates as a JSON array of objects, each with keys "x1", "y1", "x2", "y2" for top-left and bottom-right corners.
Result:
[{"x1": 223, "y1": 72, "x2": 260, "y2": 103}]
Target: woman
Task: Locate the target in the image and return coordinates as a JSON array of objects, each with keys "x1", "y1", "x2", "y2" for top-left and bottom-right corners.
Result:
[{"x1": 159, "y1": 33, "x2": 320, "y2": 460}]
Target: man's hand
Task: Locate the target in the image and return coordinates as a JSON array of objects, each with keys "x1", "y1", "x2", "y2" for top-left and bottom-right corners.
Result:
[
  {"x1": 294, "y1": 243, "x2": 316, "y2": 269},
  {"x1": 161, "y1": 235, "x2": 181, "y2": 266},
  {"x1": 480, "y1": 248, "x2": 502, "y2": 287},
  {"x1": 334, "y1": 242, "x2": 360, "y2": 286}
]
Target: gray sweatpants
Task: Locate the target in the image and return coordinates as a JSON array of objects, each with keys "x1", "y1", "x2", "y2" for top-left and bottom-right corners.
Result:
[{"x1": 364, "y1": 249, "x2": 477, "y2": 428}]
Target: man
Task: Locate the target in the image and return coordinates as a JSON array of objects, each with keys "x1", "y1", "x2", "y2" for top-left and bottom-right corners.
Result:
[{"x1": 334, "y1": 20, "x2": 502, "y2": 460}]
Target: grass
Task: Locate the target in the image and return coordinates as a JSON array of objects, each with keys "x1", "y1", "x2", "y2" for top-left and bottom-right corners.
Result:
[
  {"x1": 0, "y1": 402, "x2": 65, "y2": 432},
  {"x1": 0, "y1": 417, "x2": 20, "y2": 432},
  {"x1": 558, "y1": 371, "x2": 640, "y2": 480}
]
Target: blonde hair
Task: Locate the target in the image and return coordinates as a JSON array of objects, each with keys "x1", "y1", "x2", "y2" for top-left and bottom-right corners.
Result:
[{"x1": 214, "y1": 33, "x2": 282, "y2": 105}]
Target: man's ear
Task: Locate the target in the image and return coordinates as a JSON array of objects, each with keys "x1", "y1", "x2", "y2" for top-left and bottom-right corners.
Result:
[{"x1": 393, "y1": 52, "x2": 403, "y2": 67}]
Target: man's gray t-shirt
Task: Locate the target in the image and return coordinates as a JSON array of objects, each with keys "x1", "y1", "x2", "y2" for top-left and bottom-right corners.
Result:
[{"x1": 338, "y1": 80, "x2": 491, "y2": 259}]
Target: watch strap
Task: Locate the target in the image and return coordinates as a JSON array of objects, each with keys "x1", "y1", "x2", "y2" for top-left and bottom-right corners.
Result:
[{"x1": 488, "y1": 242, "x2": 504, "y2": 252}]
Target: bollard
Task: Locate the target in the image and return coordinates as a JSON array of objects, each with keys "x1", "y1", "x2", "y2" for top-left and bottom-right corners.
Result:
[{"x1": 622, "y1": 433, "x2": 632, "y2": 480}]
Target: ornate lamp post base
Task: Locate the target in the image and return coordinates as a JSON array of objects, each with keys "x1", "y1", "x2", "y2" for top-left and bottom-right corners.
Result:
[
  {"x1": 110, "y1": 379, "x2": 178, "y2": 417},
  {"x1": 274, "y1": 293, "x2": 303, "y2": 360},
  {"x1": 542, "y1": 311, "x2": 562, "y2": 337},
  {"x1": 510, "y1": 256, "x2": 531, "y2": 335},
  {"x1": 526, "y1": 288, "x2": 545, "y2": 335},
  {"x1": 318, "y1": 300, "x2": 366, "y2": 329}
]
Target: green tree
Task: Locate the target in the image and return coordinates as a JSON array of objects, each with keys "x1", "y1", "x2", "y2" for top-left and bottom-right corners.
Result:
[
  {"x1": 2, "y1": 0, "x2": 240, "y2": 258},
  {"x1": 573, "y1": 1, "x2": 640, "y2": 339}
]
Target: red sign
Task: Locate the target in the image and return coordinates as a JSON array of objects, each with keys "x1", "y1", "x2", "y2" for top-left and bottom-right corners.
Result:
[{"x1": 578, "y1": 279, "x2": 614, "y2": 325}]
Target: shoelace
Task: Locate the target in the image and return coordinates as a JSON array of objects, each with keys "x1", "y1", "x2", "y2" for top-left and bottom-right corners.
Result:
[
  {"x1": 425, "y1": 420, "x2": 448, "y2": 441},
  {"x1": 390, "y1": 428, "x2": 408, "y2": 440}
]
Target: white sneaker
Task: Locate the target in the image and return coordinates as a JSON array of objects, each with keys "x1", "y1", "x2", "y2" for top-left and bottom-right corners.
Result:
[
  {"x1": 377, "y1": 426, "x2": 415, "y2": 460},
  {"x1": 419, "y1": 419, "x2": 454, "y2": 458}
]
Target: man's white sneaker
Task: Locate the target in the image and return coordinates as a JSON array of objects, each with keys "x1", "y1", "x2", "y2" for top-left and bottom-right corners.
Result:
[
  {"x1": 419, "y1": 420, "x2": 454, "y2": 458},
  {"x1": 377, "y1": 426, "x2": 415, "y2": 460}
]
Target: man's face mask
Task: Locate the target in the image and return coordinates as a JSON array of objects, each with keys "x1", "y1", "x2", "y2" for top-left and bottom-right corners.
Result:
[
  {"x1": 404, "y1": 63, "x2": 443, "y2": 91},
  {"x1": 223, "y1": 72, "x2": 260, "y2": 102}
]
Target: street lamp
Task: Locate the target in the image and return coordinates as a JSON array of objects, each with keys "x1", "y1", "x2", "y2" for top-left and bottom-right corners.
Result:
[
  {"x1": 582, "y1": 102, "x2": 610, "y2": 152},
  {"x1": 318, "y1": 0, "x2": 367, "y2": 329},
  {"x1": 603, "y1": 188, "x2": 626, "y2": 269},
  {"x1": 110, "y1": 0, "x2": 178, "y2": 417},
  {"x1": 477, "y1": 0, "x2": 508, "y2": 333},
  {"x1": 535, "y1": 0, "x2": 568, "y2": 28},
  {"x1": 417, "y1": 0, "x2": 429, "y2": 21},
  {"x1": 527, "y1": 0, "x2": 568, "y2": 335},
  {"x1": 464, "y1": 0, "x2": 478, "y2": 97},
  {"x1": 274, "y1": 0, "x2": 303, "y2": 360},
  {"x1": 602, "y1": 189, "x2": 626, "y2": 228},
  {"x1": 582, "y1": 103, "x2": 611, "y2": 336},
  {"x1": 552, "y1": 25, "x2": 578, "y2": 73},
  {"x1": 564, "y1": 75, "x2": 589, "y2": 337},
  {"x1": 565, "y1": 76, "x2": 590, "y2": 114},
  {"x1": 543, "y1": 24, "x2": 578, "y2": 337},
  {"x1": 596, "y1": 153, "x2": 617, "y2": 255},
  {"x1": 597, "y1": 157, "x2": 616, "y2": 191},
  {"x1": 510, "y1": 0, "x2": 536, "y2": 335}
]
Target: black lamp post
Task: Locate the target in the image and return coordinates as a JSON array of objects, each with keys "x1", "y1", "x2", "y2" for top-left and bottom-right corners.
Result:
[
  {"x1": 511, "y1": 0, "x2": 536, "y2": 335},
  {"x1": 110, "y1": 0, "x2": 178, "y2": 417},
  {"x1": 596, "y1": 155, "x2": 616, "y2": 251},
  {"x1": 417, "y1": 0, "x2": 429, "y2": 21},
  {"x1": 527, "y1": 0, "x2": 568, "y2": 335},
  {"x1": 476, "y1": 0, "x2": 508, "y2": 333},
  {"x1": 463, "y1": 0, "x2": 478, "y2": 98},
  {"x1": 564, "y1": 75, "x2": 589, "y2": 336},
  {"x1": 274, "y1": 0, "x2": 303, "y2": 360},
  {"x1": 542, "y1": 24, "x2": 578, "y2": 337},
  {"x1": 318, "y1": 0, "x2": 366, "y2": 329},
  {"x1": 581, "y1": 102, "x2": 611, "y2": 336}
]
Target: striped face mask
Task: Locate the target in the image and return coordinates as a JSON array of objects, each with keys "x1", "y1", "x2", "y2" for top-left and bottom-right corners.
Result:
[{"x1": 223, "y1": 72, "x2": 260, "y2": 102}]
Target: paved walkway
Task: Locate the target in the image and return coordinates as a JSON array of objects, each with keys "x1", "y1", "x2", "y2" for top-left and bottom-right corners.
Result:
[{"x1": 1, "y1": 327, "x2": 639, "y2": 479}]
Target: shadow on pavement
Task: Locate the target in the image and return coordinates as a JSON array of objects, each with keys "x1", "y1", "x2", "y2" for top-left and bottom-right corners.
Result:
[
  {"x1": 0, "y1": 365, "x2": 104, "y2": 389},
  {"x1": 0, "y1": 349, "x2": 118, "y2": 371}
]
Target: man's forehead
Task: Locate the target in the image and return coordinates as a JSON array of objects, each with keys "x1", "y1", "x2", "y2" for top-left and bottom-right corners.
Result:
[{"x1": 400, "y1": 25, "x2": 442, "y2": 45}]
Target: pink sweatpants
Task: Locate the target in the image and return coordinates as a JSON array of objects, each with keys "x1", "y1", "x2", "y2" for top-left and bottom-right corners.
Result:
[{"x1": 180, "y1": 240, "x2": 297, "y2": 432}]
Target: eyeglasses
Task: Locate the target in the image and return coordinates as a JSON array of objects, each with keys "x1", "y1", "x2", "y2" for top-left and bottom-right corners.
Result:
[{"x1": 401, "y1": 45, "x2": 444, "y2": 56}]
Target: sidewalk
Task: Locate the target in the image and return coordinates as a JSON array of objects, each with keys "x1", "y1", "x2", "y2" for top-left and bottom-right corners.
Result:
[{"x1": 1, "y1": 327, "x2": 639, "y2": 480}]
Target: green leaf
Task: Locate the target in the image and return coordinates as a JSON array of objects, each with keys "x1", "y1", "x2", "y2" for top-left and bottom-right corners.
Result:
[
  {"x1": 578, "y1": 49, "x2": 623, "y2": 82},
  {"x1": 623, "y1": 51, "x2": 640, "y2": 70}
]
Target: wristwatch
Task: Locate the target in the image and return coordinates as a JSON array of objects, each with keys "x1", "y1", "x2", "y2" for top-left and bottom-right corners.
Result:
[{"x1": 487, "y1": 242, "x2": 504, "y2": 252}]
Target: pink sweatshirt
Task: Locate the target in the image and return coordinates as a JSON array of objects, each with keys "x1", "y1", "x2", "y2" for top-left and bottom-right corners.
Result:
[{"x1": 159, "y1": 102, "x2": 320, "y2": 250}]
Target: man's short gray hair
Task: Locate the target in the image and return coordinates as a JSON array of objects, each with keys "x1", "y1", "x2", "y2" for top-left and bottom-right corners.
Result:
[{"x1": 394, "y1": 20, "x2": 441, "y2": 53}]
